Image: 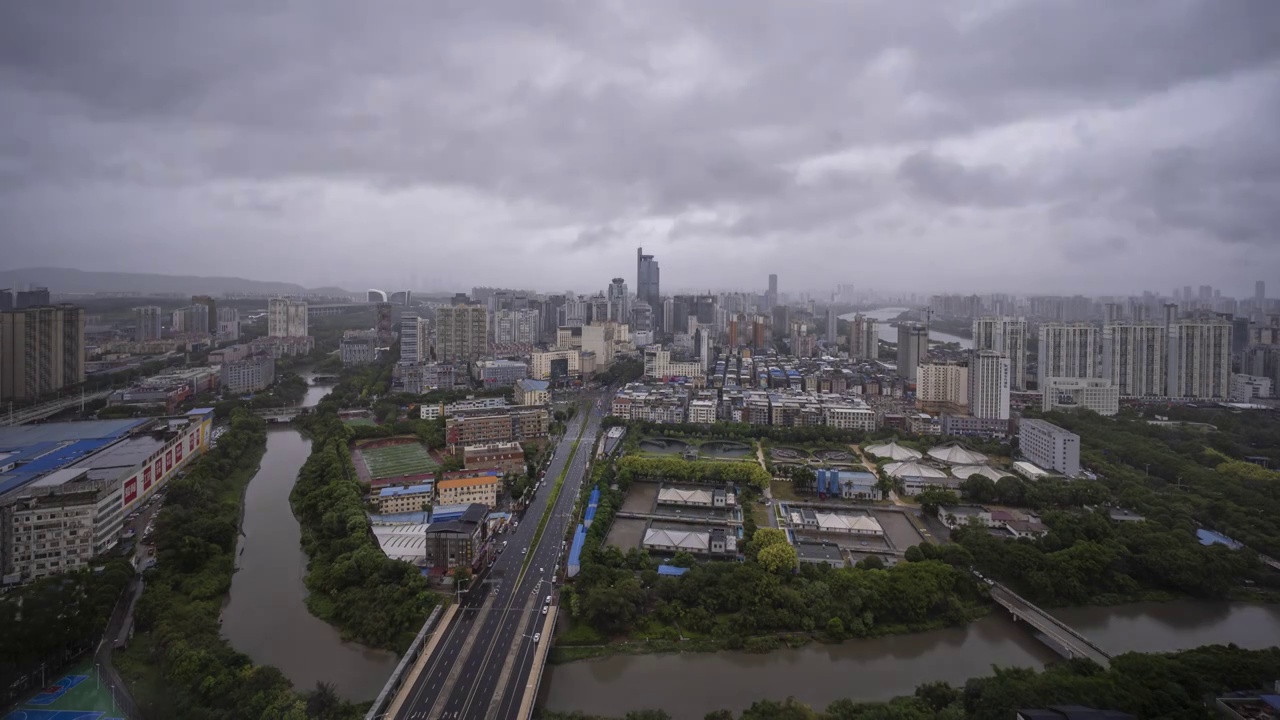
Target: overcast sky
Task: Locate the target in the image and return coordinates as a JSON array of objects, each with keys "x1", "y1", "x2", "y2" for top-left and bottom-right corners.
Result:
[{"x1": 2, "y1": 1, "x2": 1277, "y2": 297}]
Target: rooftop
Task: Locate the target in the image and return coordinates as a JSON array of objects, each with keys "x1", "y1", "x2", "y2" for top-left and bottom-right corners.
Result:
[{"x1": 378, "y1": 483, "x2": 434, "y2": 498}]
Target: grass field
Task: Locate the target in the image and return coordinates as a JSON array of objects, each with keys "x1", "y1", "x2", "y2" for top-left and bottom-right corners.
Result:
[
  {"x1": 4, "y1": 658, "x2": 124, "y2": 720},
  {"x1": 359, "y1": 442, "x2": 437, "y2": 480}
]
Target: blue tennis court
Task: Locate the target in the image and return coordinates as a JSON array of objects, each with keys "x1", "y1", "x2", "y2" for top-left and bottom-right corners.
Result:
[{"x1": 3, "y1": 711, "x2": 113, "y2": 720}]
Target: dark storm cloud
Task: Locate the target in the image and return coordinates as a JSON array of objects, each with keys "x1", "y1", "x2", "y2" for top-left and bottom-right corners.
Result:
[{"x1": 1, "y1": 0, "x2": 1278, "y2": 291}]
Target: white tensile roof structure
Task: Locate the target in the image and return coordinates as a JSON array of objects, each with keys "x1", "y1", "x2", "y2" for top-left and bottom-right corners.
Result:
[
  {"x1": 951, "y1": 465, "x2": 1012, "y2": 481},
  {"x1": 863, "y1": 441, "x2": 923, "y2": 461},
  {"x1": 658, "y1": 487, "x2": 713, "y2": 505},
  {"x1": 884, "y1": 460, "x2": 948, "y2": 478},
  {"x1": 927, "y1": 444, "x2": 989, "y2": 465},
  {"x1": 814, "y1": 512, "x2": 884, "y2": 534},
  {"x1": 372, "y1": 523, "x2": 428, "y2": 563},
  {"x1": 643, "y1": 528, "x2": 709, "y2": 551}
]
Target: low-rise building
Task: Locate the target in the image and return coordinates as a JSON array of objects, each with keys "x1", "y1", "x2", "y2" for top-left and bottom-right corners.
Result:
[
  {"x1": 444, "y1": 406, "x2": 549, "y2": 446},
  {"x1": 436, "y1": 471, "x2": 501, "y2": 508},
  {"x1": 1041, "y1": 376, "x2": 1120, "y2": 416},
  {"x1": 642, "y1": 526, "x2": 737, "y2": 556},
  {"x1": 657, "y1": 485, "x2": 735, "y2": 508},
  {"x1": 939, "y1": 414, "x2": 1012, "y2": 439},
  {"x1": 463, "y1": 442, "x2": 525, "y2": 475},
  {"x1": 687, "y1": 398, "x2": 717, "y2": 424},
  {"x1": 422, "y1": 503, "x2": 489, "y2": 570},
  {"x1": 1019, "y1": 418, "x2": 1081, "y2": 477},
  {"x1": 789, "y1": 508, "x2": 884, "y2": 535},
  {"x1": 221, "y1": 352, "x2": 275, "y2": 393},
  {"x1": 376, "y1": 483, "x2": 434, "y2": 514},
  {"x1": 530, "y1": 349, "x2": 581, "y2": 381},
  {"x1": 249, "y1": 335, "x2": 315, "y2": 359},
  {"x1": 514, "y1": 378, "x2": 550, "y2": 406},
  {"x1": 1229, "y1": 373, "x2": 1273, "y2": 402},
  {"x1": 473, "y1": 359, "x2": 529, "y2": 388},
  {"x1": 814, "y1": 469, "x2": 878, "y2": 500},
  {"x1": 900, "y1": 474, "x2": 963, "y2": 496}
]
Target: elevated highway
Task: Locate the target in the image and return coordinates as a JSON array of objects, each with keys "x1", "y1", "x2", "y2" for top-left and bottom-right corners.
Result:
[{"x1": 383, "y1": 394, "x2": 605, "y2": 720}]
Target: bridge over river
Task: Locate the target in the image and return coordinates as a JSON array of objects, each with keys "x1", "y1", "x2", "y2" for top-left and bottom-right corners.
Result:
[
  {"x1": 251, "y1": 406, "x2": 309, "y2": 423},
  {"x1": 988, "y1": 580, "x2": 1111, "y2": 667}
]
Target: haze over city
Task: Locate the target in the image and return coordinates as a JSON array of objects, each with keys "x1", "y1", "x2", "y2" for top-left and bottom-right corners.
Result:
[
  {"x1": 4, "y1": 3, "x2": 1280, "y2": 720},
  {"x1": 3, "y1": 1, "x2": 1279, "y2": 295}
]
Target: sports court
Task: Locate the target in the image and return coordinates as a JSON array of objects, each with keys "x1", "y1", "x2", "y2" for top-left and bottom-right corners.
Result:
[
  {"x1": 352, "y1": 437, "x2": 438, "y2": 486},
  {"x1": 4, "y1": 661, "x2": 124, "y2": 720}
]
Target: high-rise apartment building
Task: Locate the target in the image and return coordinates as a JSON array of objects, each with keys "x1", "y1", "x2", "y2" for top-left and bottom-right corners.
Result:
[
  {"x1": 967, "y1": 350, "x2": 1011, "y2": 420},
  {"x1": 192, "y1": 295, "x2": 217, "y2": 333},
  {"x1": 435, "y1": 305, "x2": 489, "y2": 362},
  {"x1": 767, "y1": 274, "x2": 778, "y2": 309},
  {"x1": 1257, "y1": 281, "x2": 1266, "y2": 305},
  {"x1": 216, "y1": 307, "x2": 240, "y2": 341},
  {"x1": 493, "y1": 309, "x2": 538, "y2": 345},
  {"x1": 916, "y1": 362, "x2": 968, "y2": 413},
  {"x1": 135, "y1": 306, "x2": 163, "y2": 342},
  {"x1": 15, "y1": 287, "x2": 50, "y2": 309},
  {"x1": 267, "y1": 298, "x2": 308, "y2": 338},
  {"x1": 1166, "y1": 318, "x2": 1232, "y2": 399},
  {"x1": 896, "y1": 323, "x2": 928, "y2": 382},
  {"x1": 0, "y1": 289, "x2": 12, "y2": 311},
  {"x1": 636, "y1": 247, "x2": 660, "y2": 311},
  {"x1": 607, "y1": 278, "x2": 630, "y2": 324},
  {"x1": 1038, "y1": 323, "x2": 1099, "y2": 385},
  {"x1": 400, "y1": 315, "x2": 429, "y2": 364},
  {"x1": 973, "y1": 316, "x2": 1028, "y2": 390},
  {"x1": 825, "y1": 308, "x2": 837, "y2": 342},
  {"x1": 846, "y1": 314, "x2": 878, "y2": 360},
  {"x1": 1101, "y1": 322, "x2": 1166, "y2": 397},
  {"x1": 0, "y1": 305, "x2": 85, "y2": 401}
]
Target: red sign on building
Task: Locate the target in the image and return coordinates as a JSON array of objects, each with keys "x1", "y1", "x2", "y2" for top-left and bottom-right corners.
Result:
[
  {"x1": 166, "y1": 450, "x2": 173, "y2": 472},
  {"x1": 176, "y1": 443, "x2": 183, "y2": 463},
  {"x1": 124, "y1": 477, "x2": 138, "y2": 505},
  {"x1": 143, "y1": 465, "x2": 153, "y2": 491},
  {"x1": 189, "y1": 434, "x2": 196, "y2": 451}
]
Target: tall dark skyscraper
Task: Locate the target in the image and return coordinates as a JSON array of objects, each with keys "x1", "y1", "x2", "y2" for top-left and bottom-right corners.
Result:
[
  {"x1": 637, "y1": 247, "x2": 660, "y2": 311},
  {"x1": 767, "y1": 273, "x2": 778, "y2": 310}
]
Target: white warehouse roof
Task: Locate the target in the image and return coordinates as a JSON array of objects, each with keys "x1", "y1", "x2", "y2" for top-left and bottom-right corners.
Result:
[
  {"x1": 863, "y1": 441, "x2": 923, "y2": 461},
  {"x1": 372, "y1": 523, "x2": 428, "y2": 563},
  {"x1": 927, "y1": 444, "x2": 988, "y2": 465},
  {"x1": 884, "y1": 461, "x2": 948, "y2": 479}
]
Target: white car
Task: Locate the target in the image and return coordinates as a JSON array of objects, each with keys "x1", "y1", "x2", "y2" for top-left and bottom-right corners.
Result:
[
  {"x1": 522, "y1": 547, "x2": 528, "y2": 555},
  {"x1": 533, "y1": 633, "x2": 541, "y2": 643}
]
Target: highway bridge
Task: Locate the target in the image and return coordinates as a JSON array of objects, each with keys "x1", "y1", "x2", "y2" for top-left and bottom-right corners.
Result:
[
  {"x1": 376, "y1": 394, "x2": 605, "y2": 720},
  {"x1": 1, "y1": 389, "x2": 115, "y2": 427},
  {"x1": 989, "y1": 581, "x2": 1112, "y2": 667}
]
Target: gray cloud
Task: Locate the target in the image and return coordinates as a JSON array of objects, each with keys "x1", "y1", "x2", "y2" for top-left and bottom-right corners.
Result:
[{"x1": 1, "y1": 0, "x2": 1278, "y2": 294}]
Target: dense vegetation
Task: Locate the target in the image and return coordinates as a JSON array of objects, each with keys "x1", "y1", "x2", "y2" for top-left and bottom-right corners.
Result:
[
  {"x1": 116, "y1": 409, "x2": 361, "y2": 719},
  {"x1": 1036, "y1": 409, "x2": 1280, "y2": 556},
  {"x1": 617, "y1": 455, "x2": 771, "y2": 491},
  {"x1": 542, "y1": 644, "x2": 1280, "y2": 719},
  {"x1": 561, "y1": 462, "x2": 982, "y2": 649},
  {"x1": 293, "y1": 365, "x2": 441, "y2": 652},
  {"x1": 0, "y1": 559, "x2": 133, "y2": 707},
  {"x1": 921, "y1": 409, "x2": 1280, "y2": 605},
  {"x1": 595, "y1": 357, "x2": 645, "y2": 386}
]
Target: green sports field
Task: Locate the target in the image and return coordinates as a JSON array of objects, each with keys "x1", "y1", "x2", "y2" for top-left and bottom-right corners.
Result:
[
  {"x1": 359, "y1": 442, "x2": 437, "y2": 480},
  {"x1": 5, "y1": 658, "x2": 125, "y2": 720}
]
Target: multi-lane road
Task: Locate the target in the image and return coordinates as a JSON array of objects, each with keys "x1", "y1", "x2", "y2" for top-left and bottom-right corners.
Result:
[{"x1": 394, "y1": 393, "x2": 605, "y2": 720}]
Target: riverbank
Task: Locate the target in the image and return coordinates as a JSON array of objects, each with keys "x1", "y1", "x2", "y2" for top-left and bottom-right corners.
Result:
[
  {"x1": 543, "y1": 599, "x2": 1280, "y2": 718},
  {"x1": 114, "y1": 409, "x2": 372, "y2": 718},
  {"x1": 550, "y1": 605, "x2": 991, "y2": 664}
]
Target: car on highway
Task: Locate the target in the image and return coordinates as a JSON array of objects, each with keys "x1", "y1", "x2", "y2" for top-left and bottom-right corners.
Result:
[
  {"x1": 522, "y1": 547, "x2": 528, "y2": 555},
  {"x1": 542, "y1": 606, "x2": 548, "y2": 615},
  {"x1": 533, "y1": 633, "x2": 541, "y2": 643}
]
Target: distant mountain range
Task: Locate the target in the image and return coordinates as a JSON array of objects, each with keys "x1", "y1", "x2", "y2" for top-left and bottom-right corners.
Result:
[{"x1": 0, "y1": 268, "x2": 351, "y2": 298}]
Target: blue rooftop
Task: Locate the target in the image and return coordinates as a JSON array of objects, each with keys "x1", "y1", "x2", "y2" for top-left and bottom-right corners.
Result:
[
  {"x1": 378, "y1": 483, "x2": 434, "y2": 498},
  {"x1": 188, "y1": 407, "x2": 216, "y2": 417},
  {"x1": 1196, "y1": 528, "x2": 1243, "y2": 549},
  {"x1": 518, "y1": 378, "x2": 550, "y2": 391}
]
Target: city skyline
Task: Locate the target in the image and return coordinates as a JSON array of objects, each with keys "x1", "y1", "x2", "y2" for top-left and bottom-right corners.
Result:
[{"x1": 2, "y1": 2, "x2": 1278, "y2": 294}]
